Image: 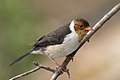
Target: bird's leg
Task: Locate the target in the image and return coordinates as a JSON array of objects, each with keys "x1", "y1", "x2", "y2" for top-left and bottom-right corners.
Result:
[{"x1": 51, "y1": 58, "x2": 61, "y2": 67}]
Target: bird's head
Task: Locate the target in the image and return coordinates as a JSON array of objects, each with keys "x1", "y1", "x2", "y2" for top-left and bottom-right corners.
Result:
[{"x1": 70, "y1": 18, "x2": 92, "y2": 42}]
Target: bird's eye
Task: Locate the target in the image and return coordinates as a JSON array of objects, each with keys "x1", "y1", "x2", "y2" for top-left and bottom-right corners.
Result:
[{"x1": 79, "y1": 25, "x2": 84, "y2": 29}]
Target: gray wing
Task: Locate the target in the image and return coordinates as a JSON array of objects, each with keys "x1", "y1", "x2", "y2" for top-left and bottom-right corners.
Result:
[{"x1": 34, "y1": 23, "x2": 71, "y2": 48}]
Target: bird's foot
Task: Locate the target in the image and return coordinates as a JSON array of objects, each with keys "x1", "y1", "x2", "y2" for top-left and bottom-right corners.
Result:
[
  {"x1": 51, "y1": 57, "x2": 71, "y2": 78},
  {"x1": 56, "y1": 66, "x2": 70, "y2": 78}
]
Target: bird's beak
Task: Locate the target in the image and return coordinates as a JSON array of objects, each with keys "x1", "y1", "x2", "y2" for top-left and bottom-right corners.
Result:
[{"x1": 84, "y1": 26, "x2": 92, "y2": 31}]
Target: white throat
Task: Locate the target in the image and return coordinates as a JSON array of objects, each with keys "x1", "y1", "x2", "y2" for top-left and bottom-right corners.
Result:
[{"x1": 69, "y1": 20, "x2": 77, "y2": 34}]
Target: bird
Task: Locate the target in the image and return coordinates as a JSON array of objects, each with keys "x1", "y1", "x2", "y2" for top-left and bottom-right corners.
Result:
[{"x1": 9, "y1": 18, "x2": 92, "y2": 66}]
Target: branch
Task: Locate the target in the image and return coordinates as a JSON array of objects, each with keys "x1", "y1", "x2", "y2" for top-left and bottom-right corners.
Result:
[
  {"x1": 9, "y1": 62, "x2": 55, "y2": 80},
  {"x1": 9, "y1": 3, "x2": 120, "y2": 80},
  {"x1": 50, "y1": 3, "x2": 120, "y2": 80}
]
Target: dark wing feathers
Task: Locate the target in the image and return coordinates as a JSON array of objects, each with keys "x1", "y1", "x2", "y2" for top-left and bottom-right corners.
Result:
[{"x1": 34, "y1": 23, "x2": 71, "y2": 47}]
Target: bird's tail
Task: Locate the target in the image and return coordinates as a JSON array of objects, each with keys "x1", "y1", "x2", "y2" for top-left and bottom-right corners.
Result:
[{"x1": 9, "y1": 48, "x2": 34, "y2": 66}]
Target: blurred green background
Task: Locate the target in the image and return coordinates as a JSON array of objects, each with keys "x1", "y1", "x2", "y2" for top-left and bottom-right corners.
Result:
[{"x1": 0, "y1": 0, "x2": 120, "y2": 80}]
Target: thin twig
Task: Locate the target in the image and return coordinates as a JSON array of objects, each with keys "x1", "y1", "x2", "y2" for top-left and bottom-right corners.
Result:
[
  {"x1": 9, "y1": 62, "x2": 55, "y2": 80},
  {"x1": 50, "y1": 3, "x2": 120, "y2": 80}
]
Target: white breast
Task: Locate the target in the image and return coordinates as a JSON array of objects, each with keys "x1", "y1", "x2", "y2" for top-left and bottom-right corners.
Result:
[{"x1": 44, "y1": 32, "x2": 79, "y2": 58}]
